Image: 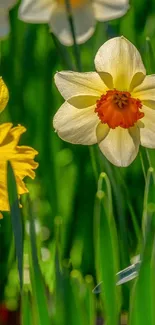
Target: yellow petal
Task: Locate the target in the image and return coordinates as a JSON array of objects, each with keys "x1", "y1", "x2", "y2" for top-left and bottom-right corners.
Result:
[
  {"x1": 96, "y1": 122, "x2": 110, "y2": 143},
  {"x1": 68, "y1": 95, "x2": 99, "y2": 109},
  {"x1": 53, "y1": 101, "x2": 99, "y2": 145},
  {"x1": 0, "y1": 77, "x2": 9, "y2": 112},
  {"x1": 98, "y1": 126, "x2": 140, "y2": 167},
  {"x1": 0, "y1": 123, "x2": 13, "y2": 144},
  {"x1": 94, "y1": 36, "x2": 146, "y2": 91},
  {"x1": 0, "y1": 123, "x2": 38, "y2": 212}
]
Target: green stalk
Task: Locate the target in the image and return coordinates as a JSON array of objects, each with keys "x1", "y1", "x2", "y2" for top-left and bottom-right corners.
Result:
[{"x1": 64, "y1": 0, "x2": 82, "y2": 71}]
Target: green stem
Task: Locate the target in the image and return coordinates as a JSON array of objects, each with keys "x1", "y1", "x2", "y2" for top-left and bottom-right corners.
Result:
[
  {"x1": 51, "y1": 32, "x2": 75, "y2": 70},
  {"x1": 64, "y1": 0, "x2": 82, "y2": 71}
]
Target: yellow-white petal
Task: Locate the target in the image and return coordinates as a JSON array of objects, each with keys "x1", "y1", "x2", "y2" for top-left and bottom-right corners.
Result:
[
  {"x1": 55, "y1": 71, "x2": 106, "y2": 100},
  {"x1": 132, "y1": 75, "x2": 155, "y2": 109},
  {"x1": 0, "y1": 10, "x2": 10, "y2": 38},
  {"x1": 68, "y1": 95, "x2": 99, "y2": 109},
  {"x1": 53, "y1": 101, "x2": 99, "y2": 145},
  {"x1": 140, "y1": 105, "x2": 155, "y2": 148},
  {"x1": 49, "y1": 3, "x2": 95, "y2": 46},
  {"x1": 94, "y1": 0, "x2": 129, "y2": 22},
  {"x1": 98, "y1": 126, "x2": 140, "y2": 167},
  {"x1": 96, "y1": 122, "x2": 110, "y2": 142},
  {"x1": 0, "y1": 0, "x2": 17, "y2": 10},
  {"x1": 95, "y1": 36, "x2": 146, "y2": 91},
  {"x1": 18, "y1": 0, "x2": 54, "y2": 23}
]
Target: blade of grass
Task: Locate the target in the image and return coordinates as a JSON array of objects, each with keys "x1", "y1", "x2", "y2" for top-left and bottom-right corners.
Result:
[
  {"x1": 145, "y1": 37, "x2": 155, "y2": 74},
  {"x1": 84, "y1": 275, "x2": 96, "y2": 325},
  {"x1": 27, "y1": 197, "x2": 51, "y2": 325},
  {"x1": 64, "y1": 0, "x2": 82, "y2": 71},
  {"x1": 129, "y1": 215, "x2": 155, "y2": 325},
  {"x1": 142, "y1": 167, "x2": 155, "y2": 240},
  {"x1": 94, "y1": 172, "x2": 121, "y2": 325},
  {"x1": 7, "y1": 161, "x2": 23, "y2": 290},
  {"x1": 21, "y1": 292, "x2": 33, "y2": 325}
]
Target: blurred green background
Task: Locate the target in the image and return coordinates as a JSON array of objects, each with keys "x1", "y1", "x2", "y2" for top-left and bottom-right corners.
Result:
[{"x1": 1, "y1": 0, "x2": 155, "y2": 324}]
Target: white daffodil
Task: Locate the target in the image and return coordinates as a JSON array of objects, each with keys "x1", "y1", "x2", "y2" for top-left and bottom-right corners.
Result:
[
  {"x1": 18, "y1": 0, "x2": 129, "y2": 46},
  {"x1": 53, "y1": 36, "x2": 155, "y2": 167},
  {"x1": 0, "y1": 0, "x2": 17, "y2": 38}
]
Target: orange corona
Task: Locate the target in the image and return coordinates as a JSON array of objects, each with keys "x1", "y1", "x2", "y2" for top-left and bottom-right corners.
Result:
[
  {"x1": 95, "y1": 89, "x2": 144, "y2": 129},
  {"x1": 57, "y1": 0, "x2": 85, "y2": 8}
]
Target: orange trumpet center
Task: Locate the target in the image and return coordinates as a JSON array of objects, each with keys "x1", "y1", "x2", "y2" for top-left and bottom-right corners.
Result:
[
  {"x1": 95, "y1": 89, "x2": 144, "y2": 129},
  {"x1": 57, "y1": 0, "x2": 85, "y2": 8}
]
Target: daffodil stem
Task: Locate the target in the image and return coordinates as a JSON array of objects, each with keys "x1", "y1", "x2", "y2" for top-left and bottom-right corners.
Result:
[
  {"x1": 64, "y1": 0, "x2": 100, "y2": 183},
  {"x1": 64, "y1": 0, "x2": 82, "y2": 72},
  {"x1": 51, "y1": 33, "x2": 75, "y2": 70},
  {"x1": 89, "y1": 146, "x2": 99, "y2": 184}
]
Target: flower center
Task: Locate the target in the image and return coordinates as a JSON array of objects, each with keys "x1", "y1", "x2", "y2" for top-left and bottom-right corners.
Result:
[
  {"x1": 57, "y1": 0, "x2": 85, "y2": 8},
  {"x1": 95, "y1": 89, "x2": 144, "y2": 129}
]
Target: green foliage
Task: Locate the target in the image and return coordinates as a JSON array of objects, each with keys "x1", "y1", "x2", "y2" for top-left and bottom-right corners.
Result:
[{"x1": 1, "y1": 1, "x2": 155, "y2": 324}]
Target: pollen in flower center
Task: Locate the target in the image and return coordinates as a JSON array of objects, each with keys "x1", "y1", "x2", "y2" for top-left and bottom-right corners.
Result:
[
  {"x1": 95, "y1": 89, "x2": 144, "y2": 129},
  {"x1": 57, "y1": 0, "x2": 85, "y2": 8}
]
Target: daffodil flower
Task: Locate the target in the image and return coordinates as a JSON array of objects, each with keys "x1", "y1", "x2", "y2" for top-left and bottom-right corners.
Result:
[
  {"x1": 0, "y1": 78, "x2": 38, "y2": 217},
  {"x1": 53, "y1": 36, "x2": 155, "y2": 167},
  {"x1": 0, "y1": 123, "x2": 38, "y2": 217},
  {"x1": 18, "y1": 0, "x2": 129, "y2": 46},
  {"x1": 0, "y1": 0, "x2": 17, "y2": 39}
]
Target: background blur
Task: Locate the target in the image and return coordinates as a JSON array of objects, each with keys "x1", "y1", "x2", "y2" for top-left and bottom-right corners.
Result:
[{"x1": 1, "y1": 0, "x2": 155, "y2": 324}]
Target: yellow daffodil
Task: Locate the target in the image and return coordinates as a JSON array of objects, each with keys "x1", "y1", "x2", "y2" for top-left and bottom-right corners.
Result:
[
  {"x1": 0, "y1": 123, "x2": 38, "y2": 215},
  {"x1": 53, "y1": 36, "x2": 155, "y2": 167},
  {"x1": 0, "y1": 78, "x2": 38, "y2": 216},
  {"x1": 18, "y1": 0, "x2": 129, "y2": 46},
  {"x1": 0, "y1": 77, "x2": 9, "y2": 111},
  {"x1": 0, "y1": 0, "x2": 17, "y2": 38}
]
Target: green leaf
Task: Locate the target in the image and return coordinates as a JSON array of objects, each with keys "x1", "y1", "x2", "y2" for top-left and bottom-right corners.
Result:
[
  {"x1": 27, "y1": 198, "x2": 51, "y2": 325},
  {"x1": 129, "y1": 215, "x2": 155, "y2": 325},
  {"x1": 21, "y1": 292, "x2": 33, "y2": 325},
  {"x1": 7, "y1": 161, "x2": 23, "y2": 290},
  {"x1": 94, "y1": 172, "x2": 121, "y2": 325},
  {"x1": 145, "y1": 37, "x2": 155, "y2": 74}
]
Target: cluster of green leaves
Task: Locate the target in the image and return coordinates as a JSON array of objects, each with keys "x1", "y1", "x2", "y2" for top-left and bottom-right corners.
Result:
[{"x1": 1, "y1": 0, "x2": 155, "y2": 324}]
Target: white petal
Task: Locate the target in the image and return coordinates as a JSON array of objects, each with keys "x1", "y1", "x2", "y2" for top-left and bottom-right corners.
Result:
[
  {"x1": 0, "y1": 10, "x2": 10, "y2": 38},
  {"x1": 55, "y1": 71, "x2": 107, "y2": 100},
  {"x1": 0, "y1": 0, "x2": 17, "y2": 10},
  {"x1": 18, "y1": 0, "x2": 53, "y2": 23},
  {"x1": 140, "y1": 105, "x2": 155, "y2": 148},
  {"x1": 94, "y1": 0, "x2": 129, "y2": 22},
  {"x1": 99, "y1": 126, "x2": 140, "y2": 167},
  {"x1": 49, "y1": 3, "x2": 95, "y2": 46},
  {"x1": 53, "y1": 101, "x2": 99, "y2": 145},
  {"x1": 132, "y1": 75, "x2": 155, "y2": 109},
  {"x1": 95, "y1": 36, "x2": 146, "y2": 91}
]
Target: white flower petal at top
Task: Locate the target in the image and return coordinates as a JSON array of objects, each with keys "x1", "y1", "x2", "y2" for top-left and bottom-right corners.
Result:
[
  {"x1": 95, "y1": 36, "x2": 146, "y2": 91},
  {"x1": 19, "y1": 0, "x2": 53, "y2": 23},
  {"x1": 53, "y1": 36, "x2": 155, "y2": 167},
  {"x1": 49, "y1": 2, "x2": 95, "y2": 46},
  {"x1": 18, "y1": 0, "x2": 129, "y2": 46}
]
